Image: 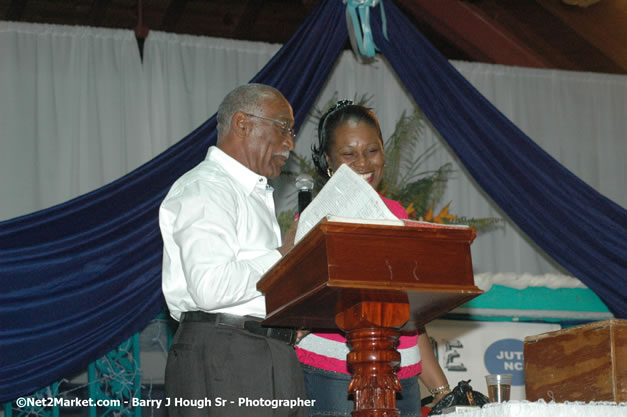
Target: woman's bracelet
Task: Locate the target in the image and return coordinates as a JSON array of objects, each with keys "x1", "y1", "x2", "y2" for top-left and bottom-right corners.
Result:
[{"x1": 429, "y1": 384, "x2": 451, "y2": 396}]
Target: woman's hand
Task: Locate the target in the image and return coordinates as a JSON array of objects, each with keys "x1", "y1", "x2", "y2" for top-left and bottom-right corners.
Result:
[{"x1": 295, "y1": 329, "x2": 310, "y2": 344}]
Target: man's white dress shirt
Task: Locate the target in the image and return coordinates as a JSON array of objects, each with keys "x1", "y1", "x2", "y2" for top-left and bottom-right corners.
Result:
[{"x1": 160, "y1": 146, "x2": 283, "y2": 321}]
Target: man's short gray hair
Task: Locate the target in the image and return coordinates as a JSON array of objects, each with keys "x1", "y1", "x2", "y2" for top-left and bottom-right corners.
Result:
[{"x1": 216, "y1": 84, "x2": 283, "y2": 140}]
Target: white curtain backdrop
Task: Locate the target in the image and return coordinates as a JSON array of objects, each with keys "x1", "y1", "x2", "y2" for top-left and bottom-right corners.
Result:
[
  {"x1": 0, "y1": 22, "x2": 149, "y2": 220},
  {"x1": 1, "y1": 22, "x2": 625, "y2": 279},
  {"x1": 142, "y1": 31, "x2": 281, "y2": 153}
]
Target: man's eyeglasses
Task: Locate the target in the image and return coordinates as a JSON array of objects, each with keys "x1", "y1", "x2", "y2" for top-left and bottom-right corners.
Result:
[{"x1": 244, "y1": 113, "x2": 296, "y2": 139}]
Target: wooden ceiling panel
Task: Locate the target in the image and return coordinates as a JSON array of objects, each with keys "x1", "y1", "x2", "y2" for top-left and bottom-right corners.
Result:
[
  {"x1": 466, "y1": 0, "x2": 624, "y2": 73},
  {"x1": 538, "y1": 0, "x2": 627, "y2": 71},
  {"x1": 0, "y1": 0, "x2": 625, "y2": 75},
  {"x1": 173, "y1": 1, "x2": 249, "y2": 38}
]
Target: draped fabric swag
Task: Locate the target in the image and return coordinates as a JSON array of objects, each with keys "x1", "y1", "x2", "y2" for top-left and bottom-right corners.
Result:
[
  {"x1": 370, "y1": 1, "x2": 626, "y2": 318},
  {"x1": 0, "y1": 0, "x2": 625, "y2": 403},
  {"x1": 0, "y1": 2, "x2": 347, "y2": 402}
]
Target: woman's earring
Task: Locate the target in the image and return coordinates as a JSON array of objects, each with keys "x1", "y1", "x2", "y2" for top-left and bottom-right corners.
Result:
[{"x1": 327, "y1": 168, "x2": 333, "y2": 177}]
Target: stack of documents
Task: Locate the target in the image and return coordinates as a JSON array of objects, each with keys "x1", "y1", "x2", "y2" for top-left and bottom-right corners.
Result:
[
  {"x1": 294, "y1": 164, "x2": 468, "y2": 244},
  {"x1": 294, "y1": 164, "x2": 401, "y2": 244}
]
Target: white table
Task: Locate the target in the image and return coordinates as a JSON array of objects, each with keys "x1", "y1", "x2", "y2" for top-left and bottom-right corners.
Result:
[{"x1": 442, "y1": 400, "x2": 626, "y2": 417}]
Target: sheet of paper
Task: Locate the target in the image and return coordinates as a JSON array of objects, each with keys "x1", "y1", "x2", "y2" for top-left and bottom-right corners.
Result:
[
  {"x1": 294, "y1": 164, "x2": 403, "y2": 244},
  {"x1": 403, "y1": 219, "x2": 469, "y2": 230},
  {"x1": 326, "y1": 215, "x2": 406, "y2": 227}
]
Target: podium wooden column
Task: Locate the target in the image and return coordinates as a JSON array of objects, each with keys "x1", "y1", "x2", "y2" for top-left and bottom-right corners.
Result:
[{"x1": 257, "y1": 219, "x2": 482, "y2": 416}]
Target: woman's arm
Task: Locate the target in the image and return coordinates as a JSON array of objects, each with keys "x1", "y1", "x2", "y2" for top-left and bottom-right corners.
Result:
[{"x1": 417, "y1": 329, "x2": 450, "y2": 406}]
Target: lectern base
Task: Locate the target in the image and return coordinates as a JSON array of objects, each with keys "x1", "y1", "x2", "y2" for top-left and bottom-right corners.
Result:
[
  {"x1": 346, "y1": 327, "x2": 402, "y2": 417},
  {"x1": 257, "y1": 220, "x2": 482, "y2": 416}
]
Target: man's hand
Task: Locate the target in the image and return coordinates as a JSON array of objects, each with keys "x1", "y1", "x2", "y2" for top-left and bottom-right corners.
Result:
[{"x1": 278, "y1": 219, "x2": 298, "y2": 256}]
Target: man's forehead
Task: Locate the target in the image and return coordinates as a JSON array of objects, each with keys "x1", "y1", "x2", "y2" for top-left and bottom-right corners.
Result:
[{"x1": 266, "y1": 95, "x2": 293, "y2": 118}]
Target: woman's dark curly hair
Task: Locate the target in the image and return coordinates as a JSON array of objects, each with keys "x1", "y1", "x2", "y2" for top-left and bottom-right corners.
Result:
[{"x1": 311, "y1": 100, "x2": 383, "y2": 179}]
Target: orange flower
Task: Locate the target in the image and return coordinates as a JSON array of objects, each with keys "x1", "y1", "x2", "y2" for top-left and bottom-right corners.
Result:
[
  {"x1": 433, "y1": 203, "x2": 457, "y2": 223},
  {"x1": 423, "y1": 202, "x2": 457, "y2": 223},
  {"x1": 423, "y1": 204, "x2": 434, "y2": 221},
  {"x1": 406, "y1": 202, "x2": 416, "y2": 218}
]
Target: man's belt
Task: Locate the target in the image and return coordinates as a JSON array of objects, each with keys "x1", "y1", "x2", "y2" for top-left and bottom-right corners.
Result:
[{"x1": 181, "y1": 311, "x2": 297, "y2": 346}]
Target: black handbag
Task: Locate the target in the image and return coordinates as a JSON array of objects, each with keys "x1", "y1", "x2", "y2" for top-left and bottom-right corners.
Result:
[{"x1": 428, "y1": 380, "x2": 490, "y2": 415}]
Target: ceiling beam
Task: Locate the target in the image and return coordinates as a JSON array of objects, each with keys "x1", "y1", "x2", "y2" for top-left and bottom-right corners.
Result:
[
  {"x1": 537, "y1": 0, "x2": 627, "y2": 73},
  {"x1": 89, "y1": 0, "x2": 111, "y2": 27},
  {"x1": 396, "y1": 0, "x2": 551, "y2": 69},
  {"x1": 232, "y1": 0, "x2": 265, "y2": 40},
  {"x1": 5, "y1": 0, "x2": 28, "y2": 21},
  {"x1": 161, "y1": 0, "x2": 188, "y2": 33},
  {"x1": 464, "y1": 0, "x2": 626, "y2": 74}
]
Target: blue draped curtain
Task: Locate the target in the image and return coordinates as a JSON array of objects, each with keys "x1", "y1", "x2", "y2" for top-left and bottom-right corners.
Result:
[
  {"x1": 0, "y1": 0, "x2": 346, "y2": 402},
  {"x1": 370, "y1": 1, "x2": 626, "y2": 318},
  {"x1": 1, "y1": 0, "x2": 625, "y2": 403}
]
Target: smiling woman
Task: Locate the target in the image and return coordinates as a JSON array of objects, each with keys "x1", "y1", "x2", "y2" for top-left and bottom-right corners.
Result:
[
  {"x1": 298, "y1": 100, "x2": 451, "y2": 417},
  {"x1": 312, "y1": 100, "x2": 384, "y2": 182},
  {"x1": 326, "y1": 120, "x2": 385, "y2": 185}
]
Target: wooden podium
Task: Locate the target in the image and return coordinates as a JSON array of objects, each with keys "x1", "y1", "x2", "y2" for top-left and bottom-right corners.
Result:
[{"x1": 257, "y1": 219, "x2": 482, "y2": 416}]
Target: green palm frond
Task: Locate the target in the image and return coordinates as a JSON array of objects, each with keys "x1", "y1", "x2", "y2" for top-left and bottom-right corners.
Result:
[
  {"x1": 447, "y1": 216, "x2": 503, "y2": 231},
  {"x1": 383, "y1": 111, "x2": 431, "y2": 190},
  {"x1": 387, "y1": 163, "x2": 452, "y2": 218}
]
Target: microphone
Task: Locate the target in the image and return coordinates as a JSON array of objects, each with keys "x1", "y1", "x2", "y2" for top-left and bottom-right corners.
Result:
[{"x1": 295, "y1": 174, "x2": 314, "y2": 215}]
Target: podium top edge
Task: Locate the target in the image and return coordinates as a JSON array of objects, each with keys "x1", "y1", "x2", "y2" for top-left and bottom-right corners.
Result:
[{"x1": 316, "y1": 218, "x2": 477, "y2": 241}]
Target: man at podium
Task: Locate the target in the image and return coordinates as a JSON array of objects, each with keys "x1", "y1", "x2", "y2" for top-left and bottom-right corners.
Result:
[{"x1": 159, "y1": 84, "x2": 307, "y2": 417}]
